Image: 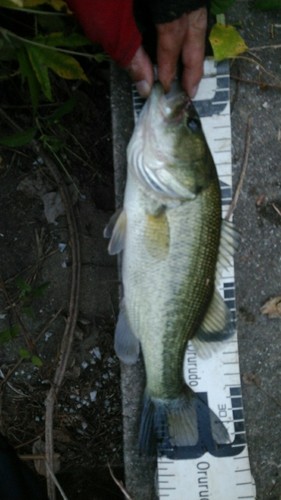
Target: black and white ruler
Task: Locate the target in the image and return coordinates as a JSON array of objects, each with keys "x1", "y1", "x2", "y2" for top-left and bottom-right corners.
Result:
[{"x1": 132, "y1": 58, "x2": 256, "y2": 500}]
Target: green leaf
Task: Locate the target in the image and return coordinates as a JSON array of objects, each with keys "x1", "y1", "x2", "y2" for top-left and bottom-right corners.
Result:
[
  {"x1": 211, "y1": 0, "x2": 235, "y2": 14},
  {"x1": 0, "y1": 325, "x2": 20, "y2": 345},
  {"x1": 19, "y1": 349, "x2": 43, "y2": 367},
  {"x1": 30, "y1": 281, "x2": 49, "y2": 298},
  {"x1": 35, "y1": 32, "x2": 90, "y2": 48},
  {"x1": 37, "y1": 14, "x2": 66, "y2": 33},
  {"x1": 0, "y1": 127, "x2": 36, "y2": 147},
  {"x1": 26, "y1": 45, "x2": 52, "y2": 100},
  {"x1": 19, "y1": 348, "x2": 31, "y2": 359},
  {"x1": 0, "y1": 0, "x2": 23, "y2": 7},
  {"x1": 37, "y1": 46, "x2": 89, "y2": 81},
  {"x1": 253, "y1": 0, "x2": 281, "y2": 9},
  {"x1": 41, "y1": 133, "x2": 63, "y2": 151},
  {"x1": 31, "y1": 355, "x2": 43, "y2": 367},
  {"x1": 0, "y1": 37, "x2": 17, "y2": 62},
  {"x1": 23, "y1": 0, "x2": 67, "y2": 10},
  {"x1": 93, "y1": 52, "x2": 109, "y2": 63},
  {"x1": 209, "y1": 23, "x2": 248, "y2": 61},
  {"x1": 22, "y1": 305, "x2": 35, "y2": 318},
  {"x1": 26, "y1": 44, "x2": 88, "y2": 100},
  {"x1": 47, "y1": 97, "x2": 77, "y2": 123},
  {"x1": 17, "y1": 47, "x2": 40, "y2": 111},
  {"x1": 16, "y1": 277, "x2": 32, "y2": 296}
]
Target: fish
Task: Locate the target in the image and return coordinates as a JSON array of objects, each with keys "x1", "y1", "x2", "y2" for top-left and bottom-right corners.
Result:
[{"x1": 105, "y1": 82, "x2": 237, "y2": 457}]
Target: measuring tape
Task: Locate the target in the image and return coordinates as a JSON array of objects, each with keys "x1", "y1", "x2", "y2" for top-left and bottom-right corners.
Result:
[{"x1": 132, "y1": 59, "x2": 256, "y2": 500}]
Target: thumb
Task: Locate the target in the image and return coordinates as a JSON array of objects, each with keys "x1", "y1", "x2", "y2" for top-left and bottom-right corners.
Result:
[{"x1": 126, "y1": 46, "x2": 154, "y2": 98}]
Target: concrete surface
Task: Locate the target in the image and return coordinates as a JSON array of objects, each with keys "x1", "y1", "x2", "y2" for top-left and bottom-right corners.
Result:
[{"x1": 111, "y1": 2, "x2": 281, "y2": 498}]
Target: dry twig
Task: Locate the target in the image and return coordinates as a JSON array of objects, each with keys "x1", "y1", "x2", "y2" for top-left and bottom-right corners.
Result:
[
  {"x1": 45, "y1": 460, "x2": 69, "y2": 500},
  {"x1": 250, "y1": 44, "x2": 281, "y2": 51},
  {"x1": 108, "y1": 462, "x2": 133, "y2": 500},
  {"x1": 272, "y1": 202, "x2": 281, "y2": 217},
  {"x1": 226, "y1": 116, "x2": 253, "y2": 220},
  {"x1": 231, "y1": 75, "x2": 281, "y2": 91},
  {"x1": 31, "y1": 144, "x2": 81, "y2": 500}
]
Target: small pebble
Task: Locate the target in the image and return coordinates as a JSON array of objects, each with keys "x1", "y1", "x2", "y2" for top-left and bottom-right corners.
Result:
[{"x1": 90, "y1": 390, "x2": 97, "y2": 402}]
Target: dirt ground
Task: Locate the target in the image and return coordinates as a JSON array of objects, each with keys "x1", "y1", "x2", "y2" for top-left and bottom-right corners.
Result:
[{"x1": 0, "y1": 62, "x2": 124, "y2": 499}]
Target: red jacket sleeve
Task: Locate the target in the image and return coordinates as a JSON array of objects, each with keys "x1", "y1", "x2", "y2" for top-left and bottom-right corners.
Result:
[{"x1": 67, "y1": 0, "x2": 142, "y2": 67}]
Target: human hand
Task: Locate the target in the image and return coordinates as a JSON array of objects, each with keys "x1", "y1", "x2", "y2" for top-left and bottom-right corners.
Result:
[{"x1": 127, "y1": 7, "x2": 207, "y2": 99}]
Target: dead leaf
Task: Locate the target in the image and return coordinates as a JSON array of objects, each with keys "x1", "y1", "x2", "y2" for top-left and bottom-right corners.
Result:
[
  {"x1": 243, "y1": 372, "x2": 261, "y2": 386},
  {"x1": 42, "y1": 191, "x2": 64, "y2": 223},
  {"x1": 17, "y1": 172, "x2": 79, "y2": 223},
  {"x1": 32, "y1": 438, "x2": 60, "y2": 476},
  {"x1": 53, "y1": 428, "x2": 71, "y2": 444},
  {"x1": 255, "y1": 194, "x2": 266, "y2": 207},
  {"x1": 261, "y1": 296, "x2": 281, "y2": 318},
  {"x1": 17, "y1": 173, "x2": 50, "y2": 198}
]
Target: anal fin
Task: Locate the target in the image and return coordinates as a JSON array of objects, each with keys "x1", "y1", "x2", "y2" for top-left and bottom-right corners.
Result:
[
  {"x1": 217, "y1": 219, "x2": 240, "y2": 273},
  {"x1": 192, "y1": 289, "x2": 235, "y2": 359},
  {"x1": 114, "y1": 304, "x2": 140, "y2": 364}
]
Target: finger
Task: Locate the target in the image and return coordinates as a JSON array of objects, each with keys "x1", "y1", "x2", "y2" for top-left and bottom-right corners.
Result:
[
  {"x1": 156, "y1": 19, "x2": 186, "y2": 92},
  {"x1": 126, "y1": 46, "x2": 154, "y2": 97},
  {"x1": 181, "y1": 7, "x2": 207, "y2": 98}
]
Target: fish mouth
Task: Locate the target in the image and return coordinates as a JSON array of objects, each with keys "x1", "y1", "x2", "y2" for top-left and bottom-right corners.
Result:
[
  {"x1": 164, "y1": 81, "x2": 188, "y2": 105},
  {"x1": 153, "y1": 82, "x2": 192, "y2": 124}
]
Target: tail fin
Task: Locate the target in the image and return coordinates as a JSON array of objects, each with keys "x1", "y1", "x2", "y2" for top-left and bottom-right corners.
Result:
[{"x1": 139, "y1": 388, "x2": 229, "y2": 458}]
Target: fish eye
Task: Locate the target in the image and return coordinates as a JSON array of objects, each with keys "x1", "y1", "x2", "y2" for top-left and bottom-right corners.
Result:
[{"x1": 186, "y1": 117, "x2": 200, "y2": 132}]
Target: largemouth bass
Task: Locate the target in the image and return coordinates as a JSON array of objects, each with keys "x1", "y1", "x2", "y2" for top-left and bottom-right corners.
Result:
[{"x1": 105, "y1": 83, "x2": 236, "y2": 456}]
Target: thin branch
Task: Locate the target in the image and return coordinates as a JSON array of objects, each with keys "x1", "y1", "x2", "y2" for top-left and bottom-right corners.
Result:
[
  {"x1": 226, "y1": 116, "x2": 253, "y2": 220},
  {"x1": 45, "y1": 460, "x2": 69, "y2": 500},
  {"x1": 272, "y1": 202, "x2": 281, "y2": 217},
  {"x1": 108, "y1": 462, "x2": 133, "y2": 500},
  {"x1": 31, "y1": 143, "x2": 81, "y2": 500},
  {"x1": 250, "y1": 44, "x2": 281, "y2": 51},
  {"x1": 231, "y1": 54, "x2": 281, "y2": 85},
  {"x1": 231, "y1": 75, "x2": 281, "y2": 91},
  {"x1": 0, "y1": 27, "x2": 103, "y2": 60},
  {"x1": 19, "y1": 453, "x2": 60, "y2": 461}
]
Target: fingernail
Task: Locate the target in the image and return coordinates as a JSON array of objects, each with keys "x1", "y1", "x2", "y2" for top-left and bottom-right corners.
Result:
[
  {"x1": 135, "y1": 80, "x2": 151, "y2": 98},
  {"x1": 189, "y1": 84, "x2": 199, "y2": 99}
]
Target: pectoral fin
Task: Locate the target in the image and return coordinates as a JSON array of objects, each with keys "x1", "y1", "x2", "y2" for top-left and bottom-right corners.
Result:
[
  {"x1": 103, "y1": 208, "x2": 122, "y2": 239},
  {"x1": 105, "y1": 210, "x2": 127, "y2": 255},
  {"x1": 114, "y1": 304, "x2": 140, "y2": 364}
]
